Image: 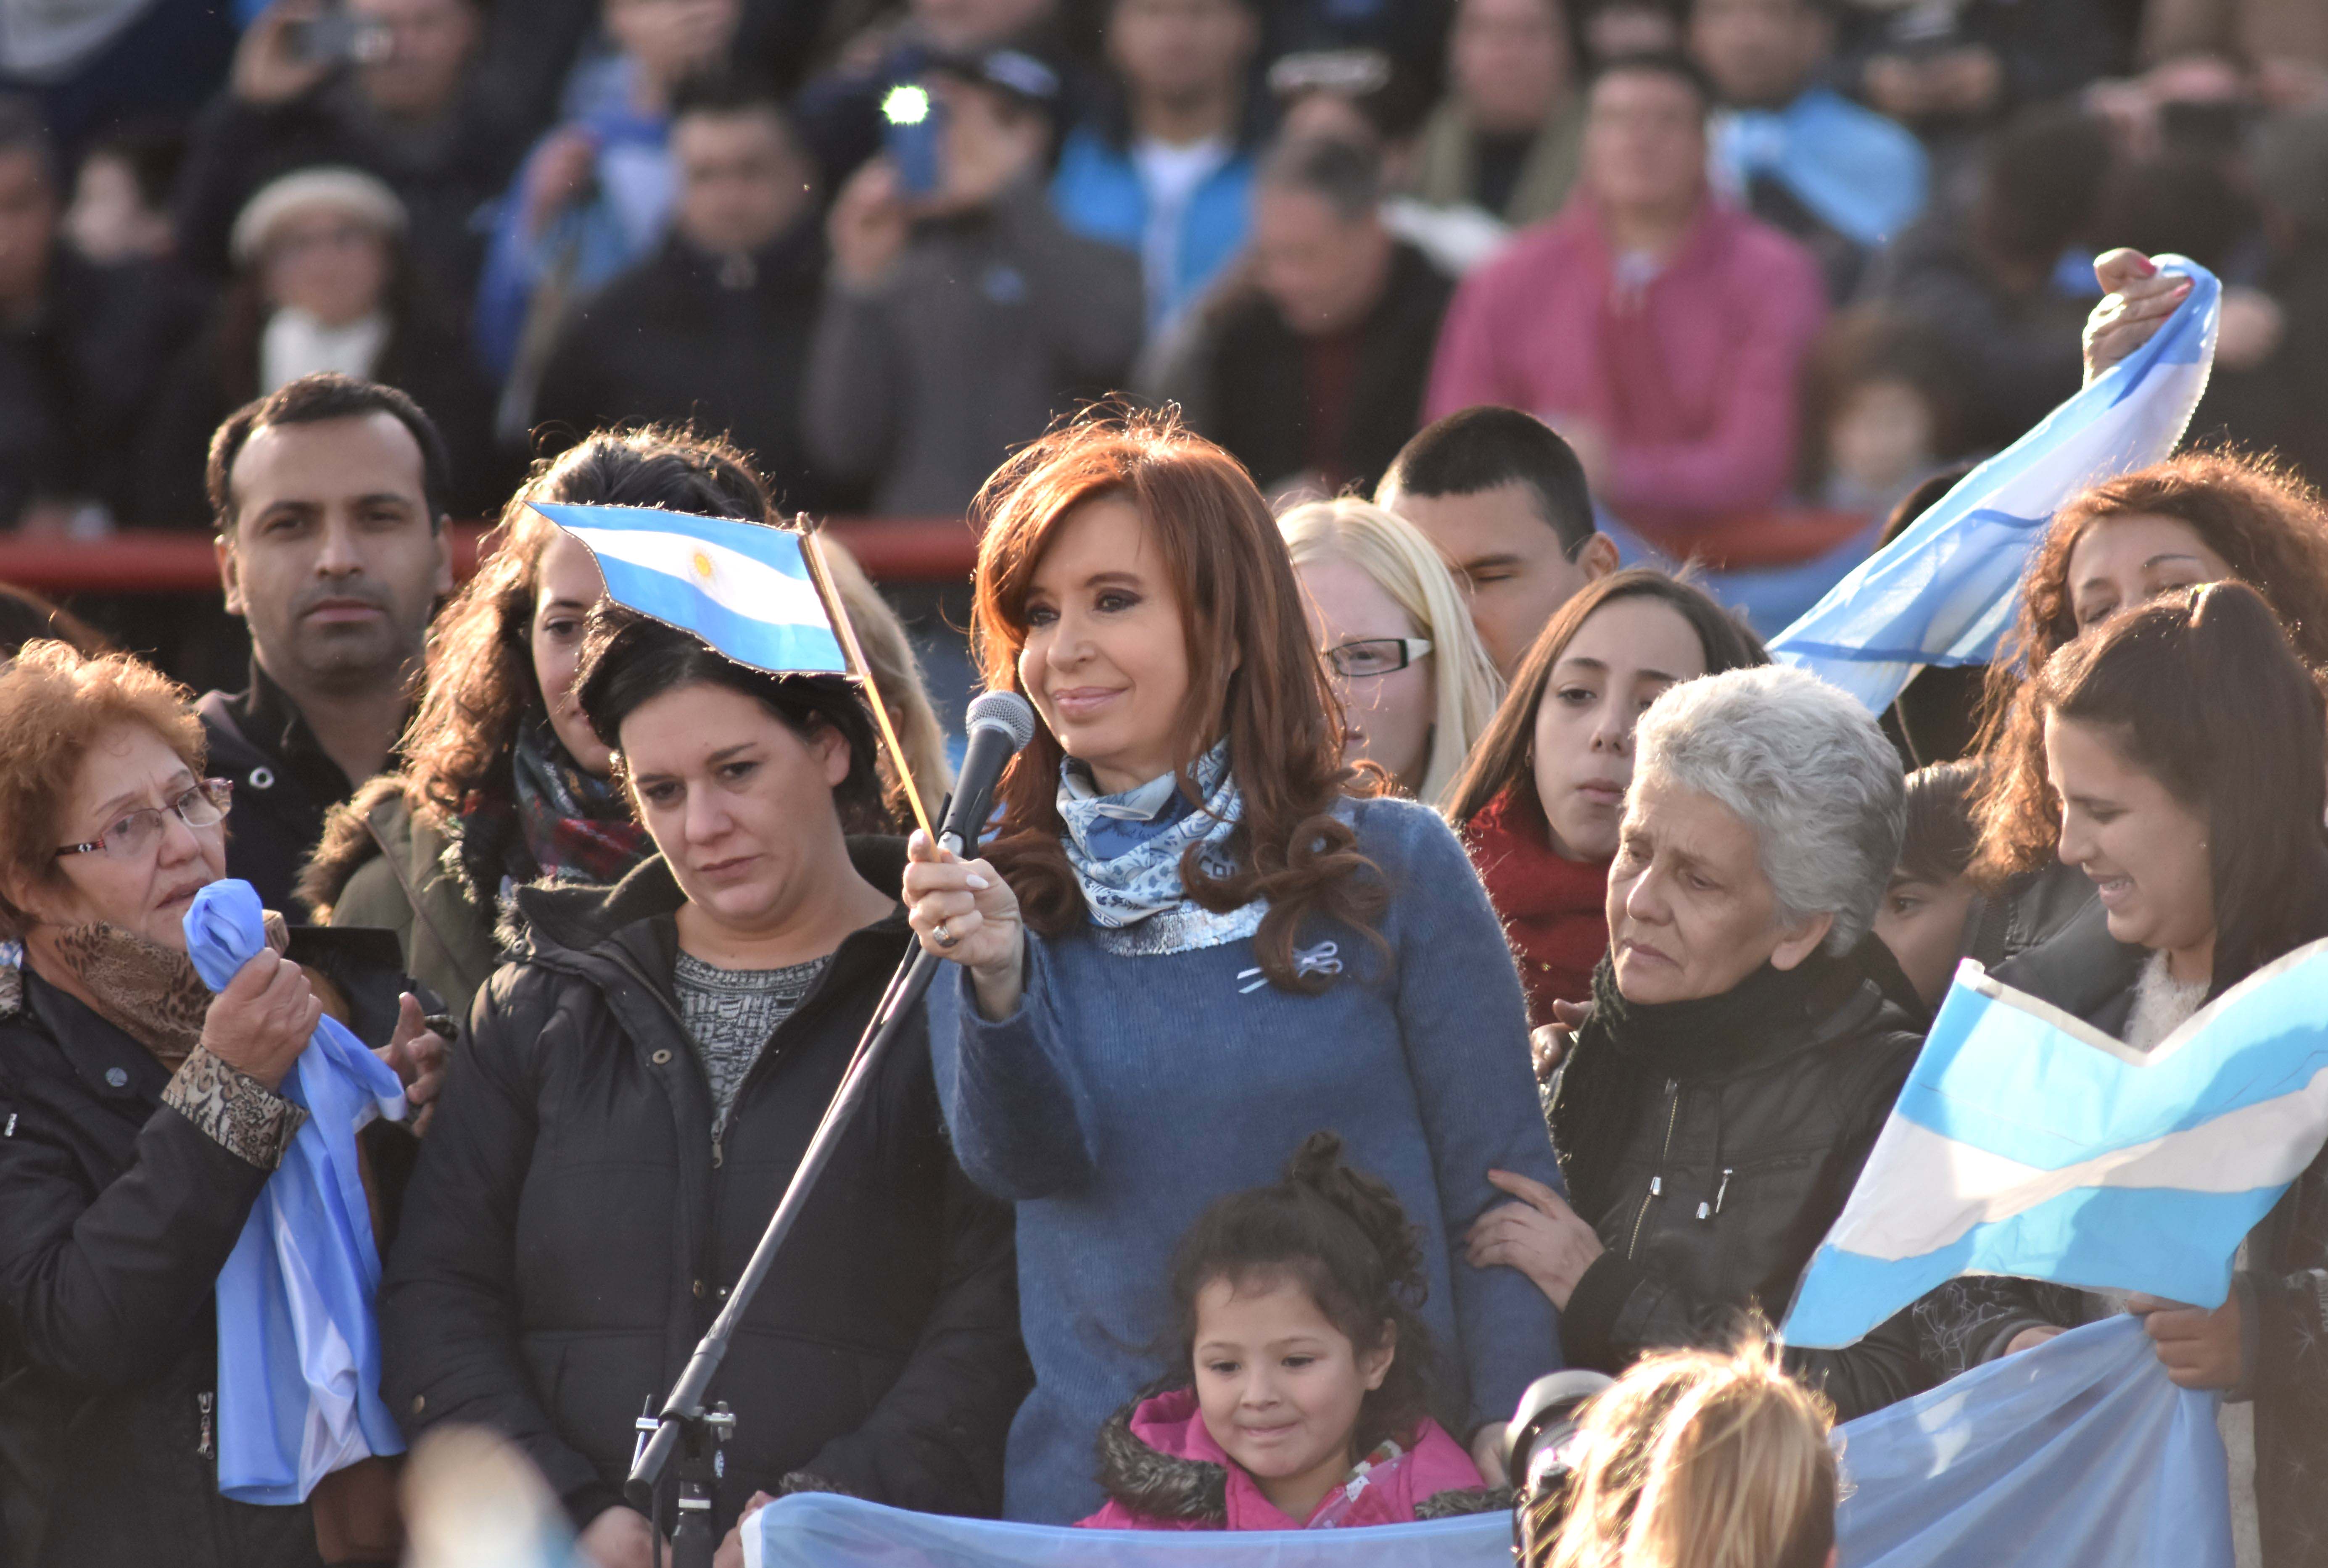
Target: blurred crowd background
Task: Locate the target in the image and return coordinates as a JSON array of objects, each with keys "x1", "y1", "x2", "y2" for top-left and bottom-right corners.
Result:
[{"x1": 2, "y1": 0, "x2": 2323, "y2": 699}]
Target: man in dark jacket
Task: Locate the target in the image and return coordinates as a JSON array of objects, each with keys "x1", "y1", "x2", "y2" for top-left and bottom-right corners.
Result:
[
  {"x1": 1179, "y1": 134, "x2": 1452, "y2": 499},
  {"x1": 378, "y1": 839, "x2": 1028, "y2": 1535},
  {"x1": 199, "y1": 375, "x2": 454, "y2": 921},
  {"x1": 534, "y1": 80, "x2": 827, "y2": 513},
  {"x1": 170, "y1": 0, "x2": 529, "y2": 304}
]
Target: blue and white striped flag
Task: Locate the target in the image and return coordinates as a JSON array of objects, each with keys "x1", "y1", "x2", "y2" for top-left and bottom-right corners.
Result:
[
  {"x1": 1769, "y1": 257, "x2": 2220, "y2": 711},
  {"x1": 529, "y1": 503, "x2": 847, "y2": 676},
  {"x1": 1784, "y1": 938, "x2": 2328, "y2": 1350}
]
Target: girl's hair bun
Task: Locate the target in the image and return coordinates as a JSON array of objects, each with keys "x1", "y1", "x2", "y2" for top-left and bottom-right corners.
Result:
[{"x1": 1283, "y1": 1131, "x2": 1426, "y2": 1301}]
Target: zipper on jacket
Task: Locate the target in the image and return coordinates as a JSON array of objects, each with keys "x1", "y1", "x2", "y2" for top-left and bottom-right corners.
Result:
[
  {"x1": 1626, "y1": 1080, "x2": 1682, "y2": 1259},
  {"x1": 196, "y1": 1391, "x2": 214, "y2": 1459}
]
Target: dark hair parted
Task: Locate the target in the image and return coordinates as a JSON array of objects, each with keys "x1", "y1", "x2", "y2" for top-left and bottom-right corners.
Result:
[
  {"x1": 1381, "y1": 406, "x2": 1597, "y2": 556},
  {"x1": 1971, "y1": 451, "x2": 2328, "y2": 883},
  {"x1": 574, "y1": 606, "x2": 890, "y2": 837},
  {"x1": 206, "y1": 372, "x2": 454, "y2": 534},
  {"x1": 1586, "y1": 49, "x2": 1715, "y2": 112},
  {"x1": 1896, "y1": 761, "x2": 1978, "y2": 888},
  {"x1": 969, "y1": 408, "x2": 1385, "y2": 994},
  {"x1": 1169, "y1": 1132, "x2": 1440, "y2": 1454},
  {"x1": 1984, "y1": 582, "x2": 2327, "y2": 993},
  {"x1": 1447, "y1": 569, "x2": 1769, "y2": 828}
]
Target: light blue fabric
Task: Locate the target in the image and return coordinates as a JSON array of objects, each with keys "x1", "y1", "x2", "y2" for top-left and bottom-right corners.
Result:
[
  {"x1": 1784, "y1": 938, "x2": 2328, "y2": 1351},
  {"x1": 1057, "y1": 743, "x2": 1239, "y2": 927},
  {"x1": 1768, "y1": 256, "x2": 2220, "y2": 711},
  {"x1": 185, "y1": 879, "x2": 407, "y2": 1504},
  {"x1": 1051, "y1": 126, "x2": 1254, "y2": 335},
  {"x1": 474, "y1": 99, "x2": 675, "y2": 376},
  {"x1": 530, "y1": 502, "x2": 847, "y2": 676},
  {"x1": 744, "y1": 1319, "x2": 2229, "y2": 1567},
  {"x1": 928, "y1": 796, "x2": 1562, "y2": 1522},
  {"x1": 1709, "y1": 87, "x2": 1928, "y2": 248}
]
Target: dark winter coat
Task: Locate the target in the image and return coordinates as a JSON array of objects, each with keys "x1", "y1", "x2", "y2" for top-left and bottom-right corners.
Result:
[
  {"x1": 0, "y1": 966, "x2": 322, "y2": 1568},
  {"x1": 1549, "y1": 948, "x2": 1928, "y2": 1422},
  {"x1": 1191, "y1": 240, "x2": 1454, "y2": 498},
  {"x1": 377, "y1": 841, "x2": 1028, "y2": 1534},
  {"x1": 198, "y1": 665, "x2": 377, "y2": 925},
  {"x1": 534, "y1": 224, "x2": 827, "y2": 515}
]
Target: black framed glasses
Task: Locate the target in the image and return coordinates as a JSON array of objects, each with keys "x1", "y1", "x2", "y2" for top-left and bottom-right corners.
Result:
[
  {"x1": 1323, "y1": 637, "x2": 1432, "y2": 679},
  {"x1": 56, "y1": 779, "x2": 232, "y2": 861}
]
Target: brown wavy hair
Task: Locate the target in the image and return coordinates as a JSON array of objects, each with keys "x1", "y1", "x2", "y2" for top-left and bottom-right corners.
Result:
[
  {"x1": 1974, "y1": 582, "x2": 2327, "y2": 992},
  {"x1": 970, "y1": 409, "x2": 1384, "y2": 993},
  {"x1": 1970, "y1": 451, "x2": 2328, "y2": 886}
]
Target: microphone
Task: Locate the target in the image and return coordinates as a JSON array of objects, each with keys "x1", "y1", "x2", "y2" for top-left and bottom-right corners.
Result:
[{"x1": 937, "y1": 690, "x2": 1037, "y2": 855}]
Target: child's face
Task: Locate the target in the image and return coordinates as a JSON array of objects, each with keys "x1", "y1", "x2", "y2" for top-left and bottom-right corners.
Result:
[
  {"x1": 1191, "y1": 1275, "x2": 1394, "y2": 1518},
  {"x1": 1873, "y1": 871, "x2": 1978, "y2": 1009}
]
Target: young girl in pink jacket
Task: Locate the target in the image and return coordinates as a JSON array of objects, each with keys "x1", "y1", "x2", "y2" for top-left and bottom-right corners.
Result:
[{"x1": 1077, "y1": 1133, "x2": 1502, "y2": 1531}]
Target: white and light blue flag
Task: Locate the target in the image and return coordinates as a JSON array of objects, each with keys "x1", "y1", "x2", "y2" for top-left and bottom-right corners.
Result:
[
  {"x1": 1768, "y1": 256, "x2": 2220, "y2": 711},
  {"x1": 1784, "y1": 937, "x2": 2328, "y2": 1352},
  {"x1": 529, "y1": 502, "x2": 847, "y2": 676}
]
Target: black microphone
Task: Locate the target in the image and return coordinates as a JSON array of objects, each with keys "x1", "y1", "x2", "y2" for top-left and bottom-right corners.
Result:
[{"x1": 937, "y1": 690, "x2": 1037, "y2": 854}]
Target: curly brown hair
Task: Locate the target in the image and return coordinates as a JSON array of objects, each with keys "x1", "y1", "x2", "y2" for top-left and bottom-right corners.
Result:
[
  {"x1": 0, "y1": 642, "x2": 205, "y2": 939},
  {"x1": 1971, "y1": 450, "x2": 2328, "y2": 886},
  {"x1": 969, "y1": 408, "x2": 1385, "y2": 994}
]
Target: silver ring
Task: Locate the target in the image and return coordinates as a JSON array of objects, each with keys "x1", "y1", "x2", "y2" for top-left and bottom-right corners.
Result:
[{"x1": 933, "y1": 919, "x2": 958, "y2": 949}]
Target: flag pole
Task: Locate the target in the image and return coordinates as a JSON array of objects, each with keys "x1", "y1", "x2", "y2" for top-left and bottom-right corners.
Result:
[{"x1": 796, "y1": 518, "x2": 937, "y2": 844}]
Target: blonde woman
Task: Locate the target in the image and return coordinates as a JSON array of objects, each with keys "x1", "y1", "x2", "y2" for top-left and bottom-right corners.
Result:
[
  {"x1": 1530, "y1": 1337, "x2": 1839, "y2": 1568},
  {"x1": 1280, "y1": 497, "x2": 1503, "y2": 807}
]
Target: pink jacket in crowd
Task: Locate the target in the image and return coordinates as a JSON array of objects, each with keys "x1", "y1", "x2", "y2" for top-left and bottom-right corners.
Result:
[
  {"x1": 1424, "y1": 198, "x2": 1828, "y2": 548},
  {"x1": 1076, "y1": 1387, "x2": 1492, "y2": 1531}
]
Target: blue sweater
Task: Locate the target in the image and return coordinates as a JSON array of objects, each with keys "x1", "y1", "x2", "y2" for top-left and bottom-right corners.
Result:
[{"x1": 928, "y1": 795, "x2": 1565, "y2": 1522}]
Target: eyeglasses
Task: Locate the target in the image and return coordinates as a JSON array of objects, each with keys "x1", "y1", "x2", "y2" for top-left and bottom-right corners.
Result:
[
  {"x1": 56, "y1": 779, "x2": 232, "y2": 861},
  {"x1": 1323, "y1": 637, "x2": 1432, "y2": 679}
]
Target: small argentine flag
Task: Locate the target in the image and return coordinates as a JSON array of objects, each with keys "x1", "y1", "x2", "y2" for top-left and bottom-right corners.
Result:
[
  {"x1": 1770, "y1": 256, "x2": 2220, "y2": 712},
  {"x1": 1783, "y1": 937, "x2": 2328, "y2": 1350},
  {"x1": 529, "y1": 503, "x2": 846, "y2": 677}
]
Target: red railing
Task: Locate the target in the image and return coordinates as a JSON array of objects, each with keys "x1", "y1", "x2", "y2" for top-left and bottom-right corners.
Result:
[{"x1": 0, "y1": 510, "x2": 1872, "y2": 595}]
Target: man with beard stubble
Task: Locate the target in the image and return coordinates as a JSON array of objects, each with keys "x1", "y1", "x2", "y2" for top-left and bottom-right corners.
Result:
[{"x1": 198, "y1": 372, "x2": 454, "y2": 920}]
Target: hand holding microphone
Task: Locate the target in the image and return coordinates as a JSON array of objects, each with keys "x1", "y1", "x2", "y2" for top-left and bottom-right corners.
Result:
[{"x1": 903, "y1": 691, "x2": 1036, "y2": 1019}]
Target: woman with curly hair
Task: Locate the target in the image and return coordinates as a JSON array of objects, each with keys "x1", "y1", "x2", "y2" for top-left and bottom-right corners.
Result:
[
  {"x1": 1965, "y1": 450, "x2": 2328, "y2": 960},
  {"x1": 900, "y1": 411, "x2": 1561, "y2": 1521},
  {"x1": 303, "y1": 427, "x2": 950, "y2": 1020}
]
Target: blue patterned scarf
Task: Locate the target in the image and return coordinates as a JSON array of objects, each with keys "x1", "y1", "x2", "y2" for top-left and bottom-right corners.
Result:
[{"x1": 1058, "y1": 743, "x2": 1250, "y2": 940}]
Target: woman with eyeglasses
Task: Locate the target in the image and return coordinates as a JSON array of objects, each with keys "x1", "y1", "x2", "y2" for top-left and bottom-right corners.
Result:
[
  {"x1": 1280, "y1": 498, "x2": 1504, "y2": 809},
  {"x1": 1447, "y1": 570, "x2": 1768, "y2": 1026},
  {"x1": 0, "y1": 641, "x2": 442, "y2": 1568}
]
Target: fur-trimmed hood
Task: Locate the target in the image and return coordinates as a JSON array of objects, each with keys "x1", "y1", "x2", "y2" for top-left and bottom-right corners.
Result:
[{"x1": 1077, "y1": 1386, "x2": 1502, "y2": 1532}]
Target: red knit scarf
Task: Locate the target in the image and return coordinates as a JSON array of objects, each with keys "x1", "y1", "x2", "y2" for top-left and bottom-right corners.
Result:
[{"x1": 1463, "y1": 787, "x2": 1612, "y2": 1026}]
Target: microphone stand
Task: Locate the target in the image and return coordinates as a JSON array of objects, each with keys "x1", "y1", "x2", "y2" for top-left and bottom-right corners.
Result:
[{"x1": 627, "y1": 829, "x2": 963, "y2": 1566}]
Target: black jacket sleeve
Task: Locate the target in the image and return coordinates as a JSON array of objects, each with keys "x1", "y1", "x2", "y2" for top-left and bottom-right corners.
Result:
[
  {"x1": 378, "y1": 971, "x2": 625, "y2": 1528},
  {"x1": 0, "y1": 1094, "x2": 272, "y2": 1390}
]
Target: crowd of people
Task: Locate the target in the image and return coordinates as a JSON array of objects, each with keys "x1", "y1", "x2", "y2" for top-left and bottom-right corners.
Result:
[
  {"x1": 0, "y1": 0, "x2": 2325, "y2": 1565},
  {"x1": 0, "y1": 0, "x2": 2323, "y2": 559}
]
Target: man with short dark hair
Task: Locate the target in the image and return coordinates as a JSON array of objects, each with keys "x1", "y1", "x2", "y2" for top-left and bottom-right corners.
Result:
[
  {"x1": 1378, "y1": 404, "x2": 1619, "y2": 675},
  {"x1": 535, "y1": 78, "x2": 826, "y2": 510},
  {"x1": 1689, "y1": 0, "x2": 1925, "y2": 300},
  {"x1": 1179, "y1": 134, "x2": 1453, "y2": 498},
  {"x1": 200, "y1": 373, "x2": 453, "y2": 918},
  {"x1": 1426, "y1": 52, "x2": 1827, "y2": 551}
]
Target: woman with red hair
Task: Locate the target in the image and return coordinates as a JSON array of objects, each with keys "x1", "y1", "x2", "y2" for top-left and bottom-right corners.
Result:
[{"x1": 902, "y1": 411, "x2": 1562, "y2": 1523}]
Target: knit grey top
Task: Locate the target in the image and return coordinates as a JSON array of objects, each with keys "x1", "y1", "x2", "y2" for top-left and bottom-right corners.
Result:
[{"x1": 671, "y1": 951, "x2": 827, "y2": 1134}]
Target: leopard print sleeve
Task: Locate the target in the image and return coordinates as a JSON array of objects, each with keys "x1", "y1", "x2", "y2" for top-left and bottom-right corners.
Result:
[{"x1": 161, "y1": 1045, "x2": 308, "y2": 1170}]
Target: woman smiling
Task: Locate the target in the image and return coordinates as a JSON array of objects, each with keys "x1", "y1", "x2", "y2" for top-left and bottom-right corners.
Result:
[{"x1": 901, "y1": 412, "x2": 1561, "y2": 1522}]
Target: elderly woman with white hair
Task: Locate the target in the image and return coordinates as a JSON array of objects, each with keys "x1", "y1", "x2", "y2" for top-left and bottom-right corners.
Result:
[
  {"x1": 139, "y1": 166, "x2": 498, "y2": 526},
  {"x1": 1280, "y1": 497, "x2": 1504, "y2": 809},
  {"x1": 1465, "y1": 664, "x2": 1930, "y2": 1421}
]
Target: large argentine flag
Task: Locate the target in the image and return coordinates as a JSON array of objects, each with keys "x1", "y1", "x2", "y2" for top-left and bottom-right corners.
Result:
[
  {"x1": 1784, "y1": 937, "x2": 2328, "y2": 1351},
  {"x1": 1769, "y1": 256, "x2": 2220, "y2": 711},
  {"x1": 529, "y1": 503, "x2": 846, "y2": 676}
]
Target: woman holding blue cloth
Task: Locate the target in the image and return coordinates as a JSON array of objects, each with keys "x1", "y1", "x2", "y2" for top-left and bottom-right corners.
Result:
[
  {"x1": 0, "y1": 641, "x2": 442, "y2": 1568},
  {"x1": 901, "y1": 411, "x2": 1563, "y2": 1523}
]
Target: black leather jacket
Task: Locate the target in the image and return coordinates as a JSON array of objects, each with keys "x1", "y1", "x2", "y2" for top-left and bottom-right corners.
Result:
[{"x1": 1553, "y1": 959, "x2": 1929, "y2": 1422}]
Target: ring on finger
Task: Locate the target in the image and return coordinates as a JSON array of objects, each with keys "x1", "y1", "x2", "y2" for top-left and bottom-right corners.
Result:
[{"x1": 933, "y1": 918, "x2": 959, "y2": 949}]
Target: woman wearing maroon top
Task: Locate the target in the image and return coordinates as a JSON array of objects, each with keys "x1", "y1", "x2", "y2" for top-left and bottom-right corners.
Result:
[{"x1": 1447, "y1": 570, "x2": 1767, "y2": 1022}]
